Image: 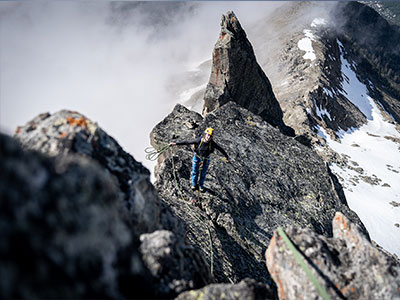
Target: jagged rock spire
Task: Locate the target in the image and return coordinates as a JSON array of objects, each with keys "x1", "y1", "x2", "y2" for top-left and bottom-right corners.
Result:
[{"x1": 203, "y1": 11, "x2": 293, "y2": 135}]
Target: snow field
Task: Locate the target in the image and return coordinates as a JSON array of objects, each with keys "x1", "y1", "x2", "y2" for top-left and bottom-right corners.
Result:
[{"x1": 316, "y1": 39, "x2": 400, "y2": 256}]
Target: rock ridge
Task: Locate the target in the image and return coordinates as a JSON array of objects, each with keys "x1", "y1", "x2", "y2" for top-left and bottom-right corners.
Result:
[{"x1": 151, "y1": 101, "x2": 366, "y2": 284}]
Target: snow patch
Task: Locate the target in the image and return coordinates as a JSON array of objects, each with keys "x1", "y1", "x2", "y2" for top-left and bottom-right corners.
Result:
[
  {"x1": 315, "y1": 105, "x2": 332, "y2": 121},
  {"x1": 323, "y1": 87, "x2": 333, "y2": 98},
  {"x1": 320, "y1": 96, "x2": 400, "y2": 256},
  {"x1": 338, "y1": 40, "x2": 373, "y2": 120},
  {"x1": 298, "y1": 29, "x2": 316, "y2": 61},
  {"x1": 311, "y1": 18, "x2": 327, "y2": 28},
  {"x1": 316, "y1": 125, "x2": 328, "y2": 140}
]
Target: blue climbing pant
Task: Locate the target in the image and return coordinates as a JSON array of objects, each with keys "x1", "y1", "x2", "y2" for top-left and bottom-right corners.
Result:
[{"x1": 192, "y1": 154, "x2": 210, "y2": 188}]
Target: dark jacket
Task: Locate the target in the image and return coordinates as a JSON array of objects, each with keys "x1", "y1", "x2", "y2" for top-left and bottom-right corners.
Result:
[{"x1": 176, "y1": 137, "x2": 229, "y2": 160}]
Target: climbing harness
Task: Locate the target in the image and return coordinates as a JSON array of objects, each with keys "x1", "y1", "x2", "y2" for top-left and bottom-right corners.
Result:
[
  {"x1": 144, "y1": 144, "x2": 171, "y2": 161},
  {"x1": 193, "y1": 138, "x2": 212, "y2": 158},
  {"x1": 277, "y1": 227, "x2": 331, "y2": 300}
]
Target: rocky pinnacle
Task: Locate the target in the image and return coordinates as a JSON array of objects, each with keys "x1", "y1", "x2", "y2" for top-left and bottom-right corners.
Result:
[{"x1": 203, "y1": 11, "x2": 294, "y2": 136}]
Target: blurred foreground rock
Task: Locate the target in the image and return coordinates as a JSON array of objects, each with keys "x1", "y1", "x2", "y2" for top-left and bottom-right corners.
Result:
[
  {"x1": 0, "y1": 133, "x2": 148, "y2": 298},
  {"x1": 266, "y1": 212, "x2": 400, "y2": 300},
  {"x1": 14, "y1": 110, "x2": 160, "y2": 236},
  {"x1": 139, "y1": 230, "x2": 210, "y2": 296},
  {"x1": 1, "y1": 110, "x2": 211, "y2": 298}
]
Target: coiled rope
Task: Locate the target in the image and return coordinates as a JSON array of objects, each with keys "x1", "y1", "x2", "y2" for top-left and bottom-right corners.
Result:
[
  {"x1": 144, "y1": 144, "x2": 171, "y2": 161},
  {"x1": 277, "y1": 227, "x2": 331, "y2": 300}
]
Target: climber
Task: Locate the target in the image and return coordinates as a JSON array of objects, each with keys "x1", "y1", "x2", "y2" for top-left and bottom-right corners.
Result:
[{"x1": 170, "y1": 127, "x2": 229, "y2": 192}]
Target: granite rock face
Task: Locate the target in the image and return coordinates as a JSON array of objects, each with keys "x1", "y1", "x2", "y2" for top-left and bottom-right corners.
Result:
[
  {"x1": 176, "y1": 278, "x2": 276, "y2": 300},
  {"x1": 14, "y1": 110, "x2": 160, "y2": 236},
  {"x1": 266, "y1": 212, "x2": 400, "y2": 300},
  {"x1": 203, "y1": 11, "x2": 294, "y2": 136},
  {"x1": 151, "y1": 101, "x2": 366, "y2": 284}
]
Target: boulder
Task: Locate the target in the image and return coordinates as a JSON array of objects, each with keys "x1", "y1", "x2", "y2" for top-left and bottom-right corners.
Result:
[
  {"x1": 139, "y1": 230, "x2": 210, "y2": 296},
  {"x1": 266, "y1": 212, "x2": 400, "y2": 300},
  {"x1": 0, "y1": 133, "x2": 152, "y2": 298},
  {"x1": 14, "y1": 110, "x2": 160, "y2": 236}
]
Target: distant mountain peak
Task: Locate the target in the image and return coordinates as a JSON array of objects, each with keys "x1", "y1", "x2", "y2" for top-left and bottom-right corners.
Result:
[{"x1": 203, "y1": 11, "x2": 294, "y2": 136}]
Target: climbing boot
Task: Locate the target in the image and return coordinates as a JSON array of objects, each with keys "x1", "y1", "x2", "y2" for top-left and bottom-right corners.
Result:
[
  {"x1": 199, "y1": 186, "x2": 205, "y2": 193},
  {"x1": 191, "y1": 185, "x2": 198, "y2": 191}
]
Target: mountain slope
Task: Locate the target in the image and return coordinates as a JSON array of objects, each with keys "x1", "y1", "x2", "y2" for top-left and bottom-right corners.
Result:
[{"x1": 174, "y1": 1, "x2": 400, "y2": 257}]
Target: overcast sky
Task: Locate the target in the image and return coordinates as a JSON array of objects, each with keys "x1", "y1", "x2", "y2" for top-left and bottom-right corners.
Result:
[{"x1": 0, "y1": 1, "x2": 283, "y2": 172}]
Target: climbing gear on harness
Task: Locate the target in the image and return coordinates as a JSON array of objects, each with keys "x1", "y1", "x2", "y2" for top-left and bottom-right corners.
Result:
[
  {"x1": 144, "y1": 144, "x2": 170, "y2": 161},
  {"x1": 277, "y1": 227, "x2": 331, "y2": 300},
  {"x1": 204, "y1": 127, "x2": 214, "y2": 136}
]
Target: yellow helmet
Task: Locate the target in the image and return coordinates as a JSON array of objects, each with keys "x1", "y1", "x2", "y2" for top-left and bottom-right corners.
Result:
[{"x1": 204, "y1": 127, "x2": 214, "y2": 136}]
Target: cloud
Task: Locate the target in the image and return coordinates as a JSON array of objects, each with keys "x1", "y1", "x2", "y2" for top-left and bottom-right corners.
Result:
[{"x1": 0, "y1": 1, "x2": 285, "y2": 174}]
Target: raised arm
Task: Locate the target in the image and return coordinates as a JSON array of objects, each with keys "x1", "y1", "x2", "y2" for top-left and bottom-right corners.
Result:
[
  {"x1": 170, "y1": 137, "x2": 201, "y2": 146},
  {"x1": 213, "y1": 141, "x2": 229, "y2": 160}
]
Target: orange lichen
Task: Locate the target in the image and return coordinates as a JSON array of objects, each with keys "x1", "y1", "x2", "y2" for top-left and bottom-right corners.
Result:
[
  {"x1": 276, "y1": 276, "x2": 286, "y2": 299},
  {"x1": 15, "y1": 126, "x2": 23, "y2": 135},
  {"x1": 334, "y1": 214, "x2": 341, "y2": 223},
  {"x1": 66, "y1": 116, "x2": 88, "y2": 129},
  {"x1": 59, "y1": 132, "x2": 67, "y2": 139},
  {"x1": 214, "y1": 50, "x2": 220, "y2": 65}
]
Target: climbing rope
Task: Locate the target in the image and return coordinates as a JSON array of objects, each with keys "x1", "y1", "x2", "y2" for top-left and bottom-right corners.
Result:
[
  {"x1": 144, "y1": 144, "x2": 171, "y2": 161},
  {"x1": 169, "y1": 151, "x2": 215, "y2": 278},
  {"x1": 207, "y1": 226, "x2": 214, "y2": 277},
  {"x1": 277, "y1": 227, "x2": 331, "y2": 300},
  {"x1": 144, "y1": 144, "x2": 222, "y2": 278}
]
